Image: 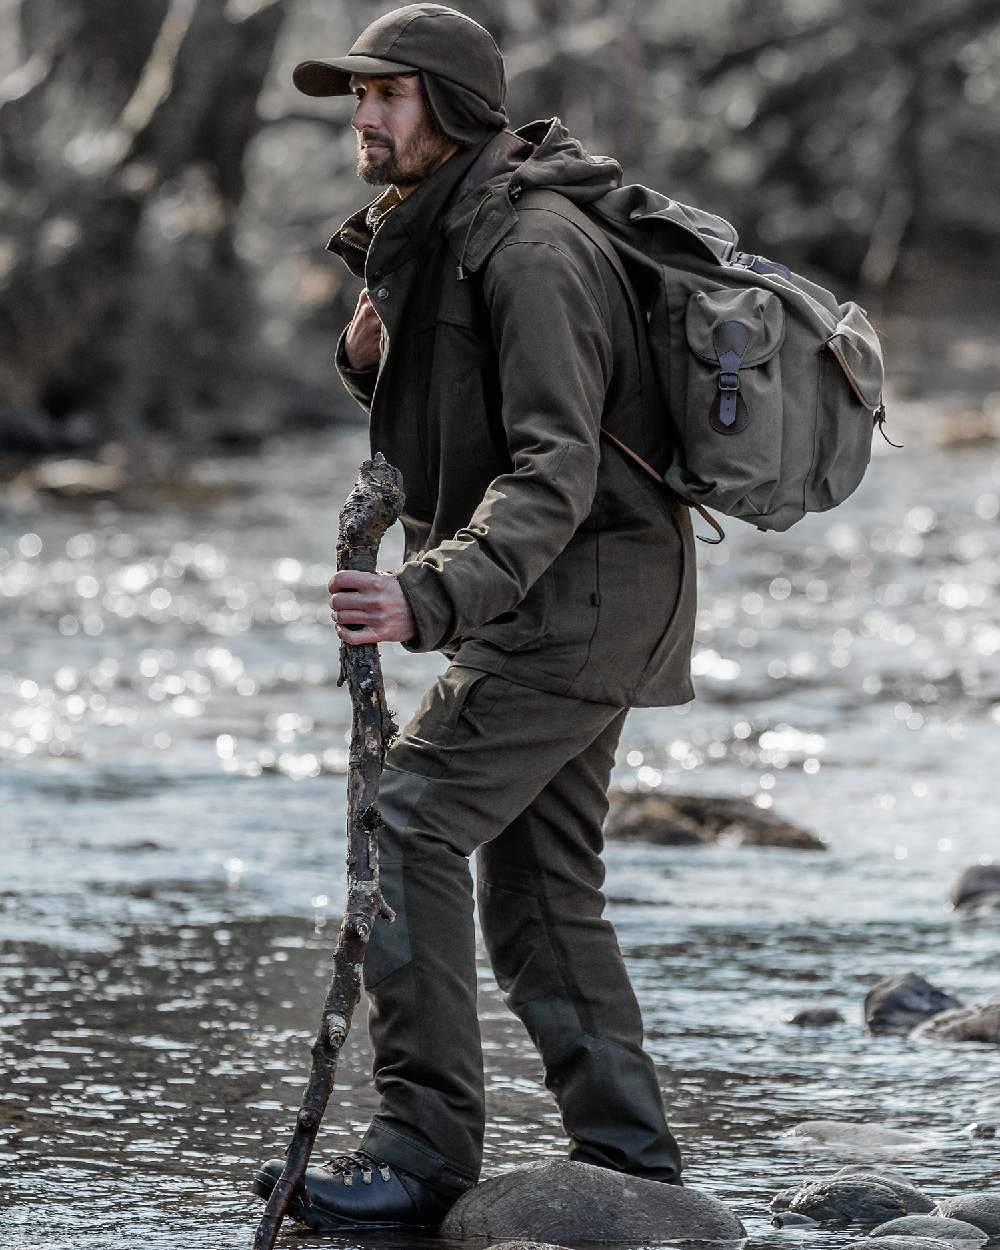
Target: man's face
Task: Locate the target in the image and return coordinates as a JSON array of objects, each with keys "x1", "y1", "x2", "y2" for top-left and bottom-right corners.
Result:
[{"x1": 349, "y1": 73, "x2": 457, "y2": 190}]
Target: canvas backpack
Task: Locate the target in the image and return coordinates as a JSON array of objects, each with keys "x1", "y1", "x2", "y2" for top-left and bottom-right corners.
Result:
[{"x1": 519, "y1": 188, "x2": 891, "y2": 539}]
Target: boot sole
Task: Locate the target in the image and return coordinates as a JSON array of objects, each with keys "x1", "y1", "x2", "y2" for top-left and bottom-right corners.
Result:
[{"x1": 252, "y1": 1171, "x2": 440, "y2": 1234}]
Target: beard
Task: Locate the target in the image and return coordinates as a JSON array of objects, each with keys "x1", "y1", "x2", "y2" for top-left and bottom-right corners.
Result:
[{"x1": 356, "y1": 118, "x2": 456, "y2": 188}]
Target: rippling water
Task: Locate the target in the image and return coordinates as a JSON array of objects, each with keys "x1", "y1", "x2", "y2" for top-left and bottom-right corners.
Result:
[{"x1": 1, "y1": 417, "x2": 999, "y2": 1249}]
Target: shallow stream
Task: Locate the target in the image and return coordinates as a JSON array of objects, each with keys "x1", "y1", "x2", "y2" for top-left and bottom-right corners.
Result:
[{"x1": 1, "y1": 414, "x2": 998, "y2": 1249}]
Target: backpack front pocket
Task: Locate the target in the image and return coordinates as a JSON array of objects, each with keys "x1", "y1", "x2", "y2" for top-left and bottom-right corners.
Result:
[{"x1": 681, "y1": 286, "x2": 786, "y2": 513}]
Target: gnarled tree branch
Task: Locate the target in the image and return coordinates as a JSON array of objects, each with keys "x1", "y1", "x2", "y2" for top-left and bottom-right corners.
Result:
[{"x1": 252, "y1": 453, "x2": 405, "y2": 1250}]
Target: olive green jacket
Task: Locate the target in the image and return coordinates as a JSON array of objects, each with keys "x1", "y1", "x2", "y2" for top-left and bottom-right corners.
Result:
[{"x1": 331, "y1": 119, "x2": 696, "y2": 707}]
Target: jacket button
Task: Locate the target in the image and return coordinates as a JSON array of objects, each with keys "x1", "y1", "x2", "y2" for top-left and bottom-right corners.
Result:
[{"x1": 376, "y1": 287, "x2": 389, "y2": 300}]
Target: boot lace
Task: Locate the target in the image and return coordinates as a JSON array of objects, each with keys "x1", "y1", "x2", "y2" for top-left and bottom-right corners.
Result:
[{"x1": 321, "y1": 1149, "x2": 392, "y2": 1186}]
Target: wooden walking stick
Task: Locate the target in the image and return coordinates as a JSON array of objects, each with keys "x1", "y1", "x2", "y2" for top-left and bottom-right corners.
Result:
[{"x1": 253, "y1": 453, "x2": 405, "y2": 1250}]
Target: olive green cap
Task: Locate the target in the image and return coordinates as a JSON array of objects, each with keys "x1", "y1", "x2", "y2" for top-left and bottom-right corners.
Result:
[{"x1": 292, "y1": 4, "x2": 506, "y2": 110}]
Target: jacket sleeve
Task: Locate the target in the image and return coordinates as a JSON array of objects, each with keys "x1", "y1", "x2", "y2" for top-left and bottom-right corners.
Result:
[
  {"x1": 396, "y1": 236, "x2": 612, "y2": 652},
  {"x1": 335, "y1": 325, "x2": 378, "y2": 411}
]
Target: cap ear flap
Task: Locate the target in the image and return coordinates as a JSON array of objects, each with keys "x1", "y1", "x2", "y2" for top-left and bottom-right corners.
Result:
[{"x1": 420, "y1": 71, "x2": 508, "y2": 145}]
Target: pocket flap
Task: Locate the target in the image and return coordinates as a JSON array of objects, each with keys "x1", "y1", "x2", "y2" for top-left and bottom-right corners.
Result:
[
  {"x1": 685, "y1": 287, "x2": 785, "y2": 367},
  {"x1": 825, "y1": 302, "x2": 884, "y2": 410}
]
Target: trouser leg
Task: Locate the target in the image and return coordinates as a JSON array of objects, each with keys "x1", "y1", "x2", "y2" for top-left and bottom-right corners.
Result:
[
  {"x1": 476, "y1": 712, "x2": 683, "y2": 1184},
  {"x1": 360, "y1": 666, "x2": 624, "y2": 1194}
]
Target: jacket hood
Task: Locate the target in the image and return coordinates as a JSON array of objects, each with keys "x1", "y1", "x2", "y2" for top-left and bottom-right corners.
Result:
[{"x1": 443, "y1": 118, "x2": 623, "y2": 276}]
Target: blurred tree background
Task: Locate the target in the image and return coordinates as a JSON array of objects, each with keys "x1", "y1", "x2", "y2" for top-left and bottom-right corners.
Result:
[{"x1": 1, "y1": 0, "x2": 998, "y2": 455}]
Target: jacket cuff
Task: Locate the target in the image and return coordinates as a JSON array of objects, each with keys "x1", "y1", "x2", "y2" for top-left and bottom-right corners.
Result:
[
  {"x1": 335, "y1": 327, "x2": 378, "y2": 409},
  {"x1": 396, "y1": 561, "x2": 455, "y2": 654}
]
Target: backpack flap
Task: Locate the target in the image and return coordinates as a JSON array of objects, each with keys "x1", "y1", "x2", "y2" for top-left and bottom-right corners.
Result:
[
  {"x1": 667, "y1": 285, "x2": 787, "y2": 517},
  {"x1": 592, "y1": 185, "x2": 737, "y2": 265}
]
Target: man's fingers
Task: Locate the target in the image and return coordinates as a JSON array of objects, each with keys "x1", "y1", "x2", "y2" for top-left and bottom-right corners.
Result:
[
  {"x1": 329, "y1": 569, "x2": 380, "y2": 593},
  {"x1": 336, "y1": 623, "x2": 380, "y2": 645},
  {"x1": 330, "y1": 591, "x2": 378, "y2": 611},
  {"x1": 331, "y1": 608, "x2": 370, "y2": 625}
]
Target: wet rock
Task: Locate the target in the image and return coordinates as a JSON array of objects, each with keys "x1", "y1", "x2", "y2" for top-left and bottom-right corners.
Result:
[
  {"x1": 859, "y1": 1239, "x2": 956, "y2": 1250},
  {"x1": 786, "y1": 1175, "x2": 933, "y2": 1226},
  {"x1": 950, "y1": 864, "x2": 1000, "y2": 912},
  {"x1": 933, "y1": 1195, "x2": 1000, "y2": 1235},
  {"x1": 784, "y1": 1121, "x2": 927, "y2": 1151},
  {"x1": 779, "y1": 1170, "x2": 935, "y2": 1226},
  {"x1": 772, "y1": 1211, "x2": 818, "y2": 1227},
  {"x1": 788, "y1": 1177, "x2": 911, "y2": 1225},
  {"x1": 865, "y1": 973, "x2": 963, "y2": 1035},
  {"x1": 488, "y1": 1243, "x2": 573, "y2": 1250},
  {"x1": 605, "y1": 791, "x2": 827, "y2": 850},
  {"x1": 870, "y1": 1215, "x2": 988, "y2": 1244},
  {"x1": 439, "y1": 1160, "x2": 746, "y2": 1243},
  {"x1": 771, "y1": 1184, "x2": 802, "y2": 1211},
  {"x1": 911, "y1": 1005, "x2": 1000, "y2": 1045},
  {"x1": 786, "y1": 1007, "x2": 845, "y2": 1027},
  {"x1": 963, "y1": 1122, "x2": 996, "y2": 1139}
]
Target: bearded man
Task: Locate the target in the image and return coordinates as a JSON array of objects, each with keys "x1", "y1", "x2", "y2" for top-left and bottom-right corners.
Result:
[{"x1": 254, "y1": 3, "x2": 697, "y2": 1233}]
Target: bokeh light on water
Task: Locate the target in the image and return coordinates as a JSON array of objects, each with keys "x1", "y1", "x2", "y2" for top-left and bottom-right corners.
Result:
[{"x1": 1, "y1": 422, "x2": 999, "y2": 1247}]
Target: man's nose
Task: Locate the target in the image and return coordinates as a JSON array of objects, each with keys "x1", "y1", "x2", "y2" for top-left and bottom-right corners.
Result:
[{"x1": 351, "y1": 97, "x2": 378, "y2": 132}]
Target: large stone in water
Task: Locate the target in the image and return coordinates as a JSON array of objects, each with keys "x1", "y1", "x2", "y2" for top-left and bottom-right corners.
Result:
[
  {"x1": 488, "y1": 1243, "x2": 573, "y2": 1250},
  {"x1": 787, "y1": 1176, "x2": 932, "y2": 1225},
  {"x1": 785, "y1": 1006, "x2": 845, "y2": 1027},
  {"x1": 870, "y1": 1215, "x2": 988, "y2": 1243},
  {"x1": 950, "y1": 864, "x2": 1000, "y2": 910},
  {"x1": 604, "y1": 791, "x2": 827, "y2": 850},
  {"x1": 933, "y1": 1196, "x2": 1000, "y2": 1236},
  {"x1": 439, "y1": 1161, "x2": 746, "y2": 1243},
  {"x1": 829, "y1": 1171, "x2": 934, "y2": 1214},
  {"x1": 911, "y1": 1005, "x2": 1000, "y2": 1045},
  {"x1": 865, "y1": 973, "x2": 963, "y2": 1035},
  {"x1": 861, "y1": 1239, "x2": 958, "y2": 1250}
]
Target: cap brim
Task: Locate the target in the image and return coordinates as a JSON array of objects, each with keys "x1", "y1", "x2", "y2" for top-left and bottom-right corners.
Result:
[{"x1": 292, "y1": 56, "x2": 421, "y2": 97}]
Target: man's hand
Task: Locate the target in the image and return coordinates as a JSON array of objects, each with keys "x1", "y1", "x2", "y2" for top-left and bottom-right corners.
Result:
[
  {"x1": 343, "y1": 288, "x2": 382, "y2": 371},
  {"x1": 329, "y1": 570, "x2": 415, "y2": 645}
]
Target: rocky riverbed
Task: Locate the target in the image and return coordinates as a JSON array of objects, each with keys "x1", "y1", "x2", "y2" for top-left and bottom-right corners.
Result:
[{"x1": 1, "y1": 403, "x2": 999, "y2": 1248}]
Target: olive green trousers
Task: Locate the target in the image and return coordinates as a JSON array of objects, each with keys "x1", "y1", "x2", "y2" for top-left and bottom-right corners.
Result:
[{"x1": 359, "y1": 664, "x2": 683, "y2": 1194}]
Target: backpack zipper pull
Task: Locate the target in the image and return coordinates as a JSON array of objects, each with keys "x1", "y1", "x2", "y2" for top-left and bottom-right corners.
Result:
[{"x1": 874, "y1": 402, "x2": 903, "y2": 448}]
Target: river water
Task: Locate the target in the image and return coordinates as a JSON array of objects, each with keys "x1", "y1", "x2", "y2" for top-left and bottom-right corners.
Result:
[{"x1": 1, "y1": 412, "x2": 998, "y2": 1250}]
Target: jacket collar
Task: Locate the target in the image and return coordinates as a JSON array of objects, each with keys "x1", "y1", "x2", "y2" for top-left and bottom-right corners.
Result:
[{"x1": 326, "y1": 136, "x2": 498, "y2": 282}]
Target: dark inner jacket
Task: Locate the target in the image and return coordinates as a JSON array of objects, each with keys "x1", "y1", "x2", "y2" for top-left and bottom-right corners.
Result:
[{"x1": 331, "y1": 118, "x2": 696, "y2": 708}]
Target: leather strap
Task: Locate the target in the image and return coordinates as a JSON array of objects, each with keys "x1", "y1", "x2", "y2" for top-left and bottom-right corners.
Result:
[
  {"x1": 713, "y1": 320, "x2": 752, "y2": 427},
  {"x1": 600, "y1": 429, "x2": 726, "y2": 545}
]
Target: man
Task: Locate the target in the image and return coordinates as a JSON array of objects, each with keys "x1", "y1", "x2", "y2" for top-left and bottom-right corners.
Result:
[{"x1": 255, "y1": 3, "x2": 697, "y2": 1233}]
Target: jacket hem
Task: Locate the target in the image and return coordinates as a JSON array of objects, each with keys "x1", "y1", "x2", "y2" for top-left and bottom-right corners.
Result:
[{"x1": 452, "y1": 640, "x2": 694, "y2": 709}]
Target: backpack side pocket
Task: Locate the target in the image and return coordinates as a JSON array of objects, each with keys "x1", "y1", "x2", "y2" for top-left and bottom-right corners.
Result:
[
  {"x1": 680, "y1": 286, "x2": 785, "y2": 515},
  {"x1": 808, "y1": 301, "x2": 884, "y2": 512}
]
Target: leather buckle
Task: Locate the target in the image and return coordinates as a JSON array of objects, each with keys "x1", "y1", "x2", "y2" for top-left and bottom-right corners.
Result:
[{"x1": 718, "y1": 372, "x2": 739, "y2": 391}]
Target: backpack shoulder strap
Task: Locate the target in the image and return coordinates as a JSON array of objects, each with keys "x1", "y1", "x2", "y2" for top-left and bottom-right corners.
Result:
[
  {"x1": 515, "y1": 190, "x2": 726, "y2": 544},
  {"x1": 515, "y1": 189, "x2": 641, "y2": 321}
]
